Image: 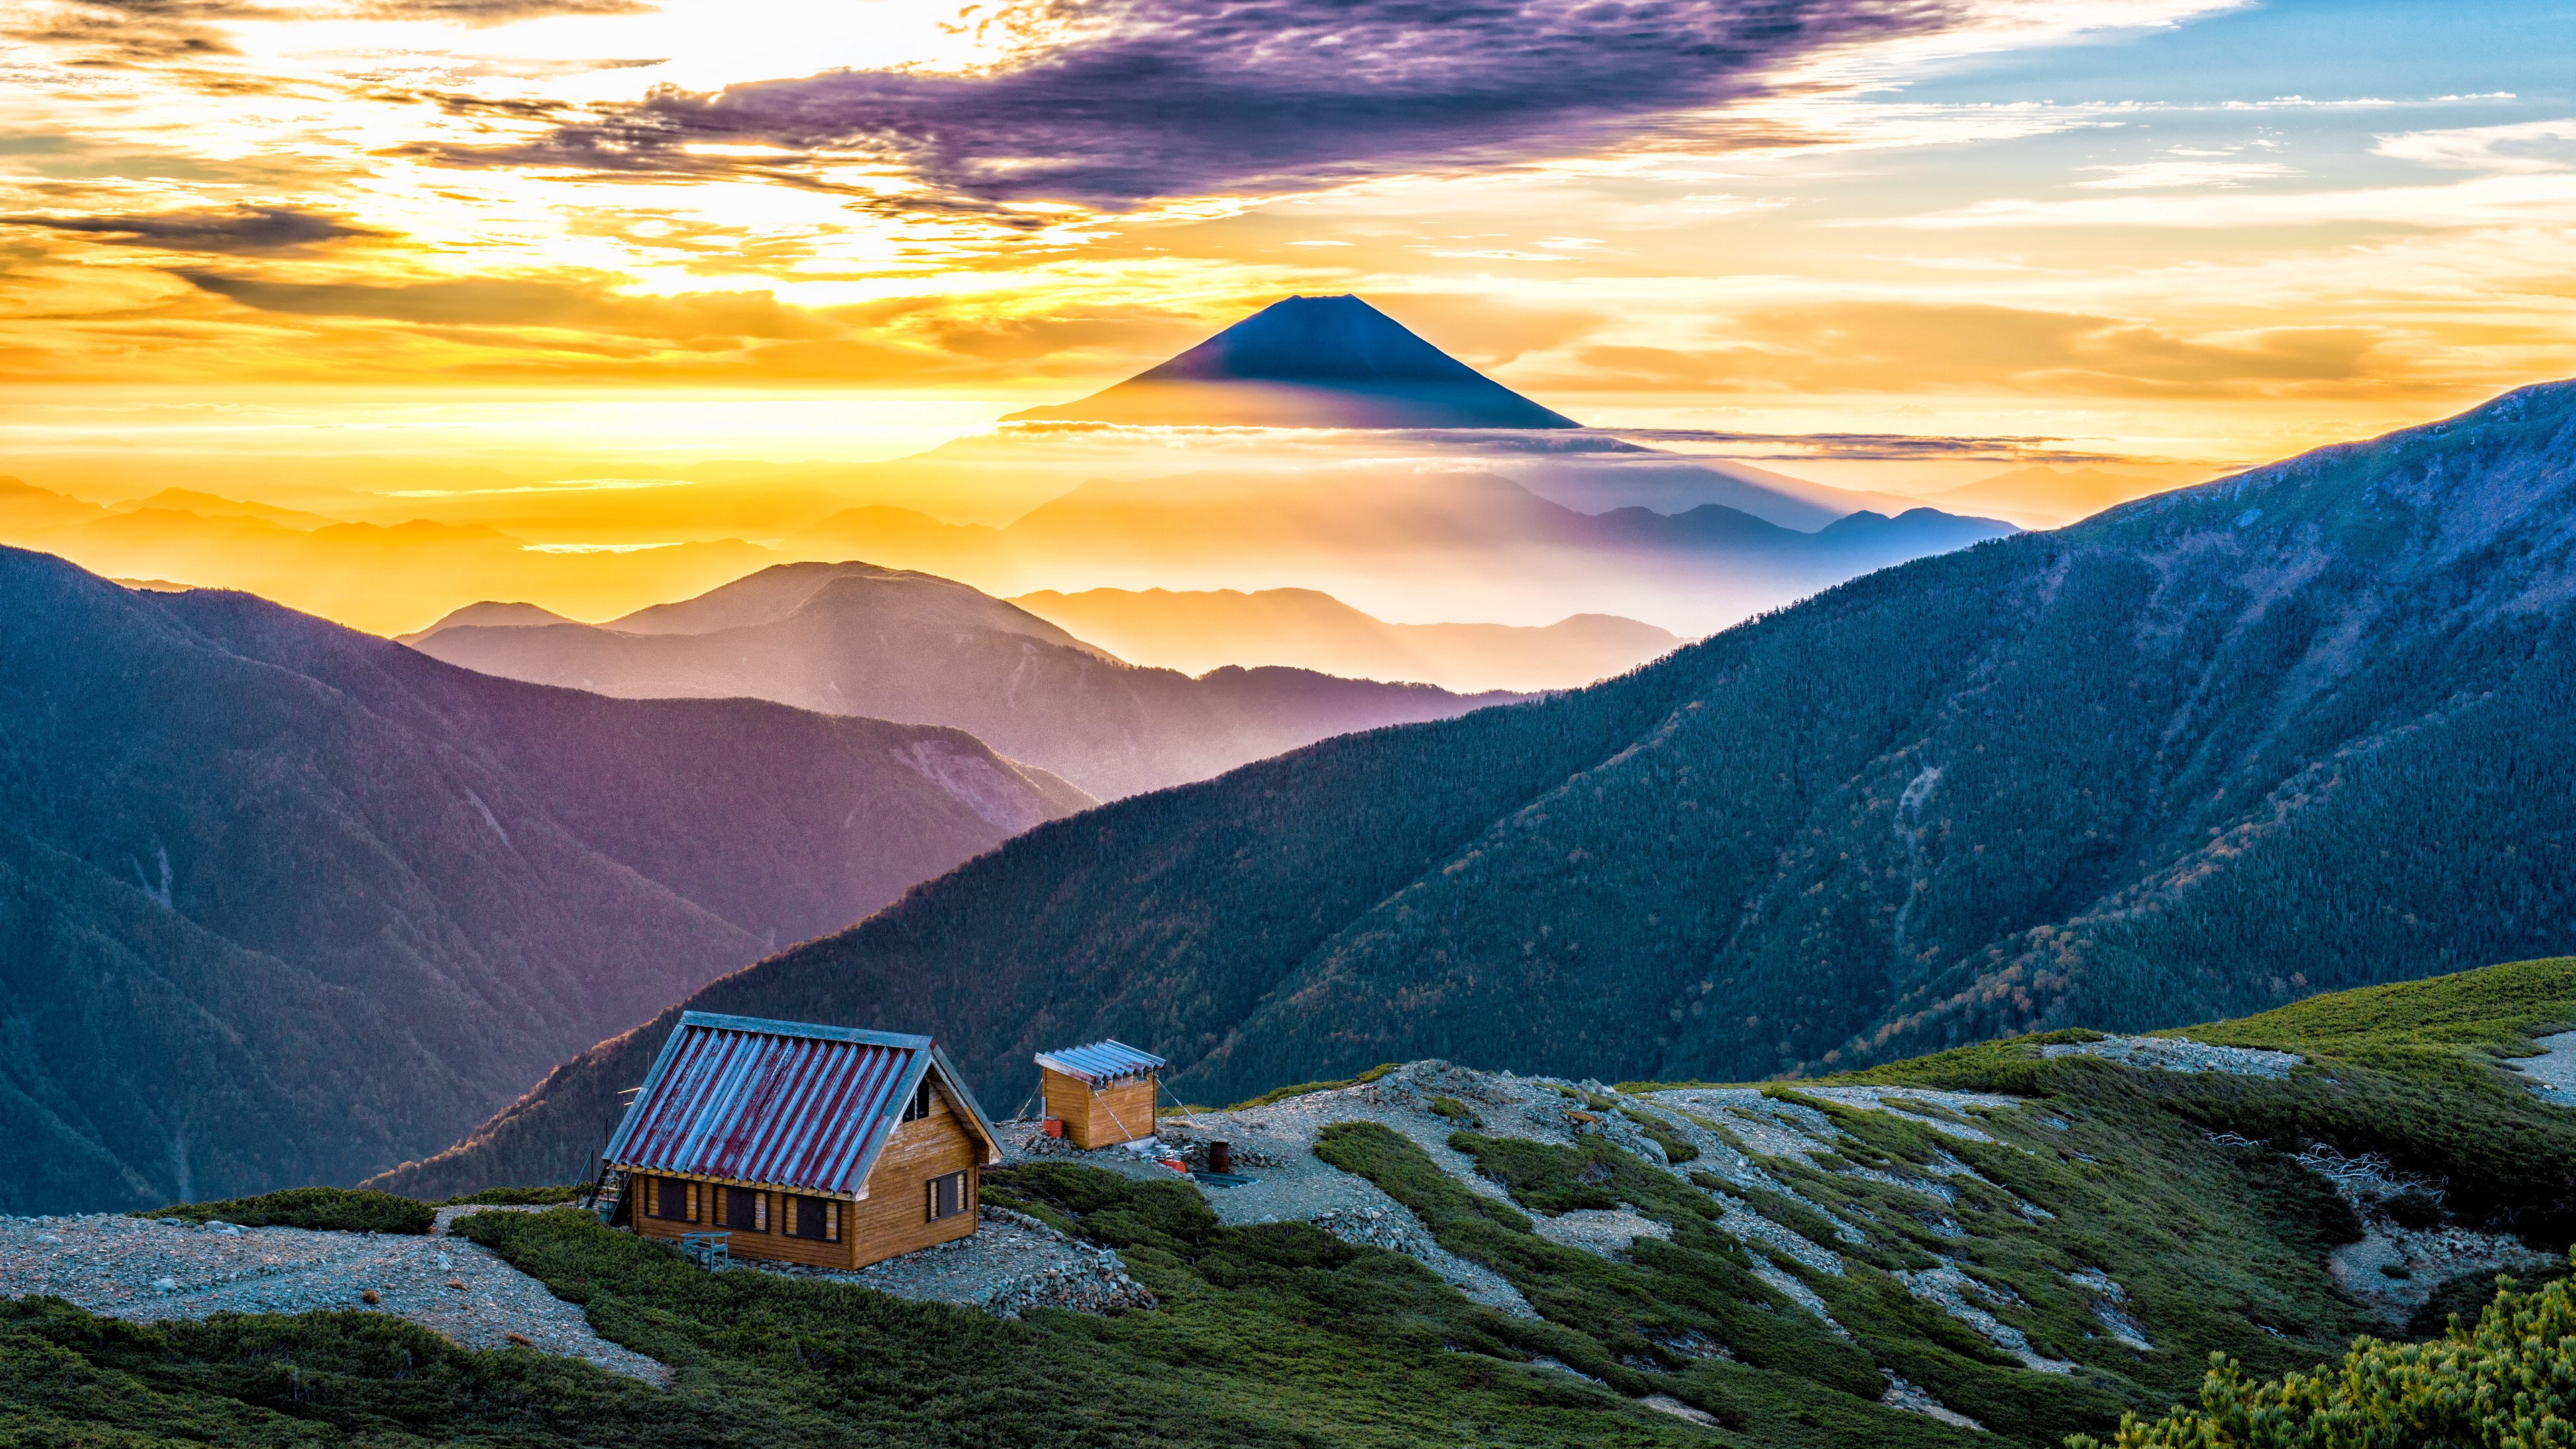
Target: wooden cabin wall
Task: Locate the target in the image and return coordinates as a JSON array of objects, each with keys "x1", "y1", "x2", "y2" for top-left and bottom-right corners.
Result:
[
  {"x1": 630, "y1": 1175, "x2": 861, "y2": 1269},
  {"x1": 1044, "y1": 1070, "x2": 1158, "y2": 1148},
  {"x1": 845, "y1": 1086, "x2": 980, "y2": 1267}
]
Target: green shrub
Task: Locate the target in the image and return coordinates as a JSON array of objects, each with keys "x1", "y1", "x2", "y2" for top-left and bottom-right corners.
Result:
[
  {"x1": 2072, "y1": 1260, "x2": 2576, "y2": 1448},
  {"x1": 1226, "y1": 1063, "x2": 1398, "y2": 1110},
  {"x1": 134, "y1": 1186, "x2": 436, "y2": 1234},
  {"x1": 1429, "y1": 1095, "x2": 1474, "y2": 1121},
  {"x1": 441, "y1": 1184, "x2": 588, "y2": 1205}
]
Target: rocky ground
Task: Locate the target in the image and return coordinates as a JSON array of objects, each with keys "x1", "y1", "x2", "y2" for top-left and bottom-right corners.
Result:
[
  {"x1": 996, "y1": 1061, "x2": 2084, "y2": 1429},
  {"x1": 2292, "y1": 1145, "x2": 2554, "y2": 1325},
  {"x1": 2512, "y1": 1030, "x2": 2576, "y2": 1104},
  {"x1": 0, "y1": 1206, "x2": 668, "y2": 1383},
  {"x1": 741, "y1": 1205, "x2": 1155, "y2": 1318},
  {"x1": 2039, "y1": 1035, "x2": 2302, "y2": 1078}
]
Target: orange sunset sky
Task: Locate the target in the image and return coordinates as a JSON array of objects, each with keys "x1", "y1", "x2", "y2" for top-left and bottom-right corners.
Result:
[{"x1": 3, "y1": 0, "x2": 2574, "y2": 631}]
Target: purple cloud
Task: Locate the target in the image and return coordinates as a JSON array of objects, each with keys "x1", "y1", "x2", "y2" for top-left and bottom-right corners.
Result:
[
  {"x1": 409, "y1": 0, "x2": 1972, "y2": 205},
  {"x1": 5, "y1": 204, "x2": 383, "y2": 253}
]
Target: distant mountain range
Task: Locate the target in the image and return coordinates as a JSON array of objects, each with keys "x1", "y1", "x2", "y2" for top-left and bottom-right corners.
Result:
[
  {"x1": 1011, "y1": 586, "x2": 1682, "y2": 692},
  {"x1": 383, "y1": 380, "x2": 2576, "y2": 1196},
  {"x1": 1004, "y1": 294, "x2": 1580, "y2": 429},
  {"x1": 0, "y1": 549, "x2": 1090, "y2": 1214},
  {"x1": 0, "y1": 473, "x2": 774, "y2": 637},
  {"x1": 405, "y1": 561, "x2": 1522, "y2": 800},
  {"x1": 789, "y1": 467, "x2": 2017, "y2": 630}
]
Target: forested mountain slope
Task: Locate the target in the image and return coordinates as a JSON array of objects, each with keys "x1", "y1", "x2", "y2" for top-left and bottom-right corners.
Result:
[
  {"x1": 409, "y1": 561, "x2": 1521, "y2": 799},
  {"x1": 0, "y1": 549, "x2": 1090, "y2": 1213},
  {"x1": 384, "y1": 381, "x2": 2576, "y2": 1195}
]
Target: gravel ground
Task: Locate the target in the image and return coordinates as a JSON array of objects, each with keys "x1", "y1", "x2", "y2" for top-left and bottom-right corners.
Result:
[
  {"x1": 2040, "y1": 1035, "x2": 2301, "y2": 1078},
  {"x1": 1880, "y1": 1373, "x2": 1984, "y2": 1430},
  {"x1": 2067, "y1": 1268, "x2": 2152, "y2": 1350},
  {"x1": 741, "y1": 1206, "x2": 1155, "y2": 1319},
  {"x1": 1530, "y1": 1208, "x2": 1671, "y2": 1258},
  {"x1": 1894, "y1": 1264, "x2": 2074, "y2": 1374},
  {"x1": 0, "y1": 1209, "x2": 668, "y2": 1384},
  {"x1": 2510, "y1": 1031, "x2": 2576, "y2": 1104}
]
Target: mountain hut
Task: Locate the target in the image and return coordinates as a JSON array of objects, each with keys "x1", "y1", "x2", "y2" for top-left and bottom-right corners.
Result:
[
  {"x1": 600, "y1": 1011, "x2": 1001, "y2": 1269},
  {"x1": 1036, "y1": 1040, "x2": 1166, "y2": 1148}
]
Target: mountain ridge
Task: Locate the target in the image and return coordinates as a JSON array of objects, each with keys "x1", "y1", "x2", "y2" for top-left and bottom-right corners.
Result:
[
  {"x1": 380, "y1": 378, "x2": 2576, "y2": 1197},
  {"x1": 407, "y1": 559, "x2": 1525, "y2": 799},
  {"x1": 0, "y1": 548, "x2": 1091, "y2": 1213},
  {"x1": 1008, "y1": 585, "x2": 1682, "y2": 692}
]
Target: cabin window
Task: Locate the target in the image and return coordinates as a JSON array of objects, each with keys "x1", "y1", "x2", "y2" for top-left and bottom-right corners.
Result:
[
  {"x1": 718, "y1": 1185, "x2": 767, "y2": 1232},
  {"x1": 902, "y1": 1079, "x2": 936, "y2": 1123},
  {"x1": 927, "y1": 1170, "x2": 969, "y2": 1222},
  {"x1": 788, "y1": 1194, "x2": 837, "y2": 1242},
  {"x1": 649, "y1": 1177, "x2": 693, "y2": 1222}
]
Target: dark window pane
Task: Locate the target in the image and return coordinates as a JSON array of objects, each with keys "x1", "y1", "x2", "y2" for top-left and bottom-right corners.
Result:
[
  {"x1": 723, "y1": 1185, "x2": 764, "y2": 1231},
  {"x1": 651, "y1": 1177, "x2": 690, "y2": 1221},
  {"x1": 790, "y1": 1195, "x2": 831, "y2": 1240},
  {"x1": 928, "y1": 1171, "x2": 968, "y2": 1222}
]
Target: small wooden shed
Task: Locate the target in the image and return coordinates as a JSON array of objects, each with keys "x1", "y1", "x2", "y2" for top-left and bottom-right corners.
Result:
[
  {"x1": 1036, "y1": 1040, "x2": 1167, "y2": 1148},
  {"x1": 601, "y1": 1012, "x2": 1002, "y2": 1271}
]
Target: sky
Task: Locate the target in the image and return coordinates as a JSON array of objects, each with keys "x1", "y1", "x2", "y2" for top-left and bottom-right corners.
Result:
[{"x1": 3, "y1": 0, "x2": 2575, "y2": 487}]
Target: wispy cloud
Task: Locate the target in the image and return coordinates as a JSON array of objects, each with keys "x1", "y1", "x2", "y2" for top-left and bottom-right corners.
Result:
[
  {"x1": 176, "y1": 269, "x2": 832, "y2": 337},
  {"x1": 2374, "y1": 117, "x2": 2576, "y2": 173},
  {"x1": 1599, "y1": 427, "x2": 2133, "y2": 462},
  {"x1": 1858, "y1": 171, "x2": 2576, "y2": 228},
  {"x1": 2074, "y1": 158, "x2": 2296, "y2": 190},
  {"x1": 1563, "y1": 301, "x2": 2389, "y2": 399}
]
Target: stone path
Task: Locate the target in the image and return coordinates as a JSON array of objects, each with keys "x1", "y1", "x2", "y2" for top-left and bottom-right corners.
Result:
[{"x1": 0, "y1": 1209, "x2": 668, "y2": 1384}]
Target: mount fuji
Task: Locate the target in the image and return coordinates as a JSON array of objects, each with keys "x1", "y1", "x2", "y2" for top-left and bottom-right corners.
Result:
[{"x1": 1006, "y1": 294, "x2": 1581, "y2": 429}]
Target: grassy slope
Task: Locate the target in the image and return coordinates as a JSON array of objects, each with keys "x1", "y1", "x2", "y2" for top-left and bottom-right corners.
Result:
[{"x1": 9, "y1": 958, "x2": 2573, "y2": 1448}]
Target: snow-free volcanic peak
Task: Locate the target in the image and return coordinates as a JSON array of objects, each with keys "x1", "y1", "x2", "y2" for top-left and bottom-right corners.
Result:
[{"x1": 1006, "y1": 294, "x2": 1582, "y2": 430}]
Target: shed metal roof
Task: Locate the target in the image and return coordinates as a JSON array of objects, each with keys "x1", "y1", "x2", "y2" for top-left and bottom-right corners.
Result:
[
  {"x1": 603, "y1": 1011, "x2": 999, "y2": 1196},
  {"x1": 1034, "y1": 1039, "x2": 1166, "y2": 1085}
]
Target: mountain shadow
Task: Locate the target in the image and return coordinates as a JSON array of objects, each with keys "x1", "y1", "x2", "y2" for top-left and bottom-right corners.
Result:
[{"x1": 0, "y1": 549, "x2": 1090, "y2": 1213}]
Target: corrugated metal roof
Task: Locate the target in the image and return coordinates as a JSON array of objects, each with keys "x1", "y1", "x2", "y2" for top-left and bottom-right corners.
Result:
[
  {"x1": 602, "y1": 1011, "x2": 998, "y2": 1195},
  {"x1": 1034, "y1": 1039, "x2": 1166, "y2": 1085}
]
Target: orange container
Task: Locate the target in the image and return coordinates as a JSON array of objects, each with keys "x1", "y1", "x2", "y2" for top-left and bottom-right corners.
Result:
[{"x1": 1041, "y1": 1118, "x2": 1065, "y2": 1139}]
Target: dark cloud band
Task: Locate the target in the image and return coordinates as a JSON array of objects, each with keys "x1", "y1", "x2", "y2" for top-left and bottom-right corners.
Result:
[{"x1": 411, "y1": 0, "x2": 1974, "y2": 205}]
